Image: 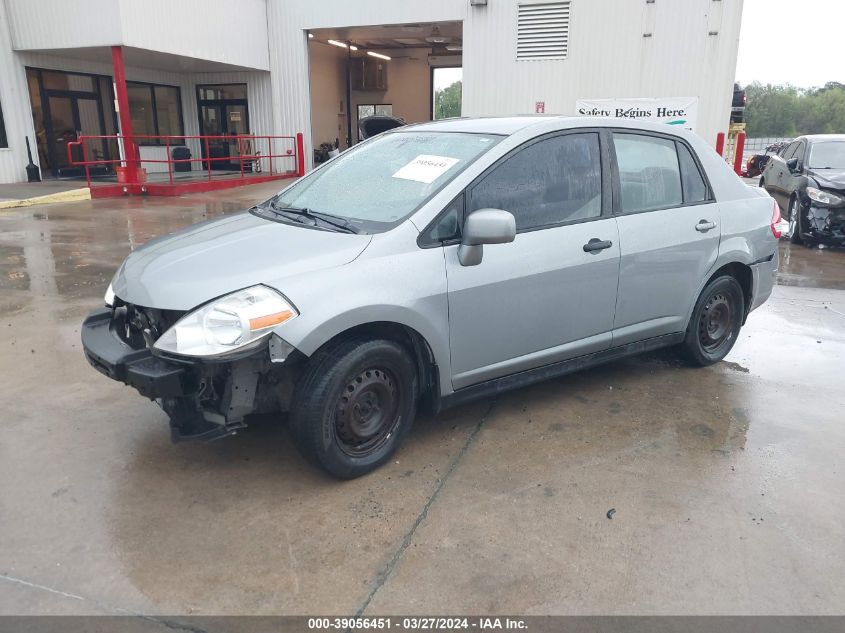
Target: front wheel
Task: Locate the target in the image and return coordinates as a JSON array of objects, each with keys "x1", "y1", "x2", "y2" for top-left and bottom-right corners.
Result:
[
  {"x1": 289, "y1": 339, "x2": 417, "y2": 479},
  {"x1": 788, "y1": 197, "x2": 804, "y2": 245},
  {"x1": 681, "y1": 276, "x2": 745, "y2": 366}
]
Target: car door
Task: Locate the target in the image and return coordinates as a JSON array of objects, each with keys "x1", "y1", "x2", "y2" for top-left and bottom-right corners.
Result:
[
  {"x1": 442, "y1": 130, "x2": 620, "y2": 390},
  {"x1": 781, "y1": 139, "x2": 807, "y2": 201},
  {"x1": 611, "y1": 132, "x2": 721, "y2": 345},
  {"x1": 769, "y1": 141, "x2": 800, "y2": 209}
]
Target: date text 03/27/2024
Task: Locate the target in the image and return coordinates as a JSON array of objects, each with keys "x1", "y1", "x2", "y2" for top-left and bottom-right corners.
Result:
[{"x1": 307, "y1": 617, "x2": 528, "y2": 630}]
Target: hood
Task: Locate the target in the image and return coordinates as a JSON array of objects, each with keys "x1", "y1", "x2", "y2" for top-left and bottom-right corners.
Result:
[
  {"x1": 112, "y1": 211, "x2": 372, "y2": 310},
  {"x1": 808, "y1": 168, "x2": 845, "y2": 190}
]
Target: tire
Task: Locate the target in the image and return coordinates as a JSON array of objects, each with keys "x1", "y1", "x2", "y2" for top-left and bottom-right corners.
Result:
[
  {"x1": 289, "y1": 339, "x2": 417, "y2": 479},
  {"x1": 788, "y1": 196, "x2": 804, "y2": 245},
  {"x1": 681, "y1": 275, "x2": 745, "y2": 366}
]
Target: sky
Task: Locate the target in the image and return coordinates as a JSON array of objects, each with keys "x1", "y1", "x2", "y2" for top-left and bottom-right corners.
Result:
[
  {"x1": 433, "y1": 67, "x2": 462, "y2": 91},
  {"x1": 736, "y1": 0, "x2": 845, "y2": 87}
]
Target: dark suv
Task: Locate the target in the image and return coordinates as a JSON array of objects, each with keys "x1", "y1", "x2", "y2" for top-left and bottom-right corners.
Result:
[{"x1": 760, "y1": 135, "x2": 845, "y2": 246}]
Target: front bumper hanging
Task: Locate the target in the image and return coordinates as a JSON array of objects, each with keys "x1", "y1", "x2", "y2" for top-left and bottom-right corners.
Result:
[
  {"x1": 81, "y1": 308, "x2": 198, "y2": 399},
  {"x1": 81, "y1": 308, "x2": 290, "y2": 442}
]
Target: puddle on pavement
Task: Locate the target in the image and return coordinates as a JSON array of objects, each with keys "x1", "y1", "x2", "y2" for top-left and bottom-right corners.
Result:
[{"x1": 778, "y1": 242, "x2": 845, "y2": 290}]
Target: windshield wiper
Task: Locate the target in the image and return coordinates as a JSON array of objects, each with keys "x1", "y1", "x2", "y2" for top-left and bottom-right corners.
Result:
[{"x1": 269, "y1": 203, "x2": 361, "y2": 234}]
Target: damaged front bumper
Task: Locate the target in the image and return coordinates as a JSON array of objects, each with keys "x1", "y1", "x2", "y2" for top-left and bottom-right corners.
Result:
[
  {"x1": 81, "y1": 308, "x2": 297, "y2": 442},
  {"x1": 806, "y1": 204, "x2": 845, "y2": 244}
]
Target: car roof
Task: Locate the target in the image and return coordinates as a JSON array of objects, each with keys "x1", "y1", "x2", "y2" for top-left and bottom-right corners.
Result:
[
  {"x1": 402, "y1": 116, "x2": 561, "y2": 135},
  {"x1": 400, "y1": 115, "x2": 696, "y2": 137}
]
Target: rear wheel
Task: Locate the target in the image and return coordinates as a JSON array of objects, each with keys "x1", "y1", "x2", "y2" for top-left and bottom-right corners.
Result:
[
  {"x1": 788, "y1": 196, "x2": 804, "y2": 245},
  {"x1": 681, "y1": 276, "x2": 744, "y2": 366},
  {"x1": 289, "y1": 339, "x2": 417, "y2": 479}
]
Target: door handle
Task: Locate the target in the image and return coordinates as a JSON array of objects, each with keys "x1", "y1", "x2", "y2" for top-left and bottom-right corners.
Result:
[
  {"x1": 583, "y1": 238, "x2": 613, "y2": 252},
  {"x1": 695, "y1": 219, "x2": 717, "y2": 232}
]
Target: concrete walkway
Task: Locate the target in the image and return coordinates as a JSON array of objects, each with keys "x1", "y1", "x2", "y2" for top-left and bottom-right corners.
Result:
[{"x1": 0, "y1": 180, "x2": 90, "y2": 209}]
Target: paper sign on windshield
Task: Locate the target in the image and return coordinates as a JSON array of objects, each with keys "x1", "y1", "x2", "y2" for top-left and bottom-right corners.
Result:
[{"x1": 392, "y1": 155, "x2": 460, "y2": 184}]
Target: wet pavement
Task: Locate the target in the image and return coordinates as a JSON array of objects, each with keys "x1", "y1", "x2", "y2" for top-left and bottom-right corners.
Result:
[{"x1": 1, "y1": 182, "x2": 844, "y2": 617}]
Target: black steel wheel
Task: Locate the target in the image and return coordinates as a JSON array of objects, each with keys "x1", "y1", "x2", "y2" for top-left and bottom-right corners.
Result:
[
  {"x1": 682, "y1": 275, "x2": 744, "y2": 366},
  {"x1": 289, "y1": 338, "x2": 417, "y2": 479},
  {"x1": 335, "y1": 366, "x2": 402, "y2": 457},
  {"x1": 697, "y1": 292, "x2": 733, "y2": 353}
]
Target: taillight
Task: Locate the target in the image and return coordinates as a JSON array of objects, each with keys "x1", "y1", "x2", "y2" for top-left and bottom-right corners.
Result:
[{"x1": 770, "y1": 200, "x2": 782, "y2": 239}]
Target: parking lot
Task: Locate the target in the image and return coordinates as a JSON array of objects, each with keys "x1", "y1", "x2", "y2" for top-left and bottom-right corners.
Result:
[{"x1": 1, "y1": 181, "x2": 843, "y2": 616}]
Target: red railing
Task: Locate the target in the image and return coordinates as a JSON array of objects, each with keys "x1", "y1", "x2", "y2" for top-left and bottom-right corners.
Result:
[{"x1": 66, "y1": 132, "x2": 305, "y2": 191}]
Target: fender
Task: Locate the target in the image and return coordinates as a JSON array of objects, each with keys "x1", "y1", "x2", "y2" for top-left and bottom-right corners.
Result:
[{"x1": 289, "y1": 303, "x2": 453, "y2": 396}]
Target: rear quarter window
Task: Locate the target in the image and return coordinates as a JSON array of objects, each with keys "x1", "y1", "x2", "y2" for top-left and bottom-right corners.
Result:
[{"x1": 677, "y1": 142, "x2": 708, "y2": 203}]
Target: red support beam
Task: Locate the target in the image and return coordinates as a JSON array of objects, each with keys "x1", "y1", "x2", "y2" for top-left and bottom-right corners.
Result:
[
  {"x1": 111, "y1": 46, "x2": 139, "y2": 187},
  {"x1": 715, "y1": 132, "x2": 725, "y2": 157},
  {"x1": 733, "y1": 131, "x2": 746, "y2": 176},
  {"x1": 296, "y1": 132, "x2": 305, "y2": 177}
]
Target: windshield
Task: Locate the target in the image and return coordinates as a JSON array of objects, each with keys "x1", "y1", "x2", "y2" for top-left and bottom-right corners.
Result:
[
  {"x1": 808, "y1": 141, "x2": 845, "y2": 169},
  {"x1": 266, "y1": 131, "x2": 502, "y2": 233}
]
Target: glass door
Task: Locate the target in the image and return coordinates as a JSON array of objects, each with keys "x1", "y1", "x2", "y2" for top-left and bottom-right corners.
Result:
[
  {"x1": 197, "y1": 84, "x2": 249, "y2": 171},
  {"x1": 200, "y1": 104, "x2": 226, "y2": 170},
  {"x1": 76, "y1": 98, "x2": 108, "y2": 170},
  {"x1": 46, "y1": 95, "x2": 108, "y2": 177},
  {"x1": 47, "y1": 96, "x2": 76, "y2": 174}
]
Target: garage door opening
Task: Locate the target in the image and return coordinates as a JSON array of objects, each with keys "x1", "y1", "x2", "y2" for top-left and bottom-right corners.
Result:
[{"x1": 307, "y1": 21, "x2": 462, "y2": 164}]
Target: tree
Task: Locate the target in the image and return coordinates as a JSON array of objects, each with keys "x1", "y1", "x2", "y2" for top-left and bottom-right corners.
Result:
[
  {"x1": 743, "y1": 81, "x2": 845, "y2": 136},
  {"x1": 434, "y1": 81, "x2": 462, "y2": 120}
]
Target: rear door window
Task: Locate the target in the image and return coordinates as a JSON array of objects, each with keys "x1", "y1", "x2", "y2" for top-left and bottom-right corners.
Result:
[{"x1": 612, "y1": 133, "x2": 683, "y2": 213}]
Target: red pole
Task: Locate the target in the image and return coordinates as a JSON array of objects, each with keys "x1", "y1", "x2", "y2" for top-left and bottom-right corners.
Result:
[
  {"x1": 205, "y1": 137, "x2": 212, "y2": 181},
  {"x1": 82, "y1": 142, "x2": 91, "y2": 189},
  {"x1": 715, "y1": 132, "x2": 725, "y2": 158},
  {"x1": 733, "y1": 131, "x2": 746, "y2": 176},
  {"x1": 296, "y1": 132, "x2": 305, "y2": 177},
  {"x1": 239, "y1": 137, "x2": 245, "y2": 179},
  {"x1": 166, "y1": 139, "x2": 172, "y2": 185},
  {"x1": 111, "y1": 46, "x2": 138, "y2": 187}
]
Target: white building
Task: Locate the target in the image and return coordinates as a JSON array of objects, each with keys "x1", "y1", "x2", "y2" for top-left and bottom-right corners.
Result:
[{"x1": 0, "y1": 0, "x2": 743, "y2": 186}]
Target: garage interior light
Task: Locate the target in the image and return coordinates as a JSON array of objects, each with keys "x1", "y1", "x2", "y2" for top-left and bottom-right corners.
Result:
[
  {"x1": 349, "y1": 45, "x2": 359, "y2": 51},
  {"x1": 367, "y1": 51, "x2": 391, "y2": 61},
  {"x1": 327, "y1": 39, "x2": 348, "y2": 49},
  {"x1": 308, "y1": 33, "x2": 313, "y2": 39}
]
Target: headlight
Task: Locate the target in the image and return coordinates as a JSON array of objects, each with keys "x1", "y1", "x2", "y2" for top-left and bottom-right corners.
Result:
[
  {"x1": 104, "y1": 283, "x2": 116, "y2": 307},
  {"x1": 154, "y1": 285, "x2": 298, "y2": 357},
  {"x1": 806, "y1": 187, "x2": 844, "y2": 206}
]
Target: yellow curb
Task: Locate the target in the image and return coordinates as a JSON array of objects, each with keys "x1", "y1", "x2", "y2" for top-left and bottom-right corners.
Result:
[{"x1": 0, "y1": 187, "x2": 91, "y2": 210}]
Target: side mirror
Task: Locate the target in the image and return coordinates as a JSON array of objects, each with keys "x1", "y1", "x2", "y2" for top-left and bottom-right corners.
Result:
[
  {"x1": 458, "y1": 208, "x2": 516, "y2": 266},
  {"x1": 786, "y1": 157, "x2": 800, "y2": 172}
]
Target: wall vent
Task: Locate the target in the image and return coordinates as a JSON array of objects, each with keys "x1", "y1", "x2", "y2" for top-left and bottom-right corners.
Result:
[{"x1": 517, "y1": 1, "x2": 570, "y2": 60}]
